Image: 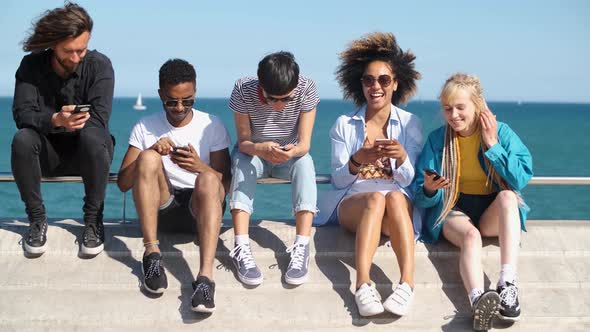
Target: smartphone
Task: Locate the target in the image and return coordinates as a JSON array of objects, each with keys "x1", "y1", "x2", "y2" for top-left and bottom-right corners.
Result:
[
  {"x1": 424, "y1": 168, "x2": 441, "y2": 181},
  {"x1": 375, "y1": 138, "x2": 396, "y2": 145},
  {"x1": 171, "y1": 146, "x2": 189, "y2": 156},
  {"x1": 274, "y1": 146, "x2": 289, "y2": 151},
  {"x1": 72, "y1": 104, "x2": 91, "y2": 114}
]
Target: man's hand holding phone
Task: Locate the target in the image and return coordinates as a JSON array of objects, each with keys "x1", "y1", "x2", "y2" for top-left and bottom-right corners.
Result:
[
  {"x1": 169, "y1": 143, "x2": 203, "y2": 172},
  {"x1": 52, "y1": 104, "x2": 91, "y2": 130},
  {"x1": 423, "y1": 168, "x2": 450, "y2": 196},
  {"x1": 150, "y1": 137, "x2": 175, "y2": 155}
]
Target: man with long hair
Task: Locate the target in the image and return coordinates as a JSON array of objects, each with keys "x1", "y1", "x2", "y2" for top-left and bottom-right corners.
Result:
[{"x1": 12, "y1": 3, "x2": 115, "y2": 257}]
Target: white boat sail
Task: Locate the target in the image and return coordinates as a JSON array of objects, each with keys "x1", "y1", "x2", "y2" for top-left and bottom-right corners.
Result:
[{"x1": 133, "y1": 93, "x2": 147, "y2": 110}]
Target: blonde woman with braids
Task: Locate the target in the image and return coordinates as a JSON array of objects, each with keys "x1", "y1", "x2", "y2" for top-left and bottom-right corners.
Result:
[
  {"x1": 414, "y1": 73, "x2": 533, "y2": 331},
  {"x1": 315, "y1": 32, "x2": 423, "y2": 317}
]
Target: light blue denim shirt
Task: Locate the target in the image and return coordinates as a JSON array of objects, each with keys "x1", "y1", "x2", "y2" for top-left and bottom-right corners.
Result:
[{"x1": 314, "y1": 104, "x2": 423, "y2": 227}]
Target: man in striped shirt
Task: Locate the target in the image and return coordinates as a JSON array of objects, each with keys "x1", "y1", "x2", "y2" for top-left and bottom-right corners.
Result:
[{"x1": 228, "y1": 51, "x2": 319, "y2": 286}]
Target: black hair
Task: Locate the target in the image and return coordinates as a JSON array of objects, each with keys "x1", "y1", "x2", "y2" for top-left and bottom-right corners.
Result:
[
  {"x1": 336, "y1": 32, "x2": 420, "y2": 106},
  {"x1": 158, "y1": 59, "x2": 196, "y2": 88},
  {"x1": 257, "y1": 51, "x2": 300, "y2": 95},
  {"x1": 22, "y1": 2, "x2": 93, "y2": 52}
]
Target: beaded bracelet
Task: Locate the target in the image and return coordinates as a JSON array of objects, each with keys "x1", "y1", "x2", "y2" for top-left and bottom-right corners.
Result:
[{"x1": 143, "y1": 240, "x2": 160, "y2": 248}]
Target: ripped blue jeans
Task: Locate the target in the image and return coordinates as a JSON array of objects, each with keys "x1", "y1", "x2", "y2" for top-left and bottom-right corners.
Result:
[{"x1": 228, "y1": 147, "x2": 317, "y2": 216}]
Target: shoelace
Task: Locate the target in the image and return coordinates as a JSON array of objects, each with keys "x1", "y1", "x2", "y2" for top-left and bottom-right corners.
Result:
[
  {"x1": 193, "y1": 282, "x2": 212, "y2": 301},
  {"x1": 28, "y1": 222, "x2": 46, "y2": 241},
  {"x1": 358, "y1": 284, "x2": 381, "y2": 305},
  {"x1": 229, "y1": 244, "x2": 256, "y2": 270},
  {"x1": 389, "y1": 284, "x2": 412, "y2": 306},
  {"x1": 83, "y1": 223, "x2": 101, "y2": 242},
  {"x1": 145, "y1": 258, "x2": 162, "y2": 280},
  {"x1": 499, "y1": 284, "x2": 518, "y2": 307},
  {"x1": 286, "y1": 243, "x2": 306, "y2": 270}
]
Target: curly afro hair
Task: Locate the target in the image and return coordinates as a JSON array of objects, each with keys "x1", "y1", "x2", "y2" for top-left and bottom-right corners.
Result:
[{"x1": 336, "y1": 32, "x2": 420, "y2": 106}]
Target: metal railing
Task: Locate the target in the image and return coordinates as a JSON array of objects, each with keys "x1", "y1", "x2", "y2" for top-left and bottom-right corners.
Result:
[{"x1": 0, "y1": 173, "x2": 588, "y2": 224}]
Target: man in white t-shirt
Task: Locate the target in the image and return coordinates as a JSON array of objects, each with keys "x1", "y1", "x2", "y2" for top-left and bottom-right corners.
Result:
[{"x1": 117, "y1": 59, "x2": 231, "y2": 314}]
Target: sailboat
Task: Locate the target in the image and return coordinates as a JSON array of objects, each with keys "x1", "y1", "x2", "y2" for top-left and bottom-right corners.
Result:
[{"x1": 133, "y1": 93, "x2": 147, "y2": 111}]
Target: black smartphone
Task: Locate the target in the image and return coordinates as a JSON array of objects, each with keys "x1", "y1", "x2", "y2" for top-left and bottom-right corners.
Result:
[
  {"x1": 171, "y1": 146, "x2": 189, "y2": 156},
  {"x1": 424, "y1": 168, "x2": 441, "y2": 181},
  {"x1": 72, "y1": 104, "x2": 91, "y2": 114}
]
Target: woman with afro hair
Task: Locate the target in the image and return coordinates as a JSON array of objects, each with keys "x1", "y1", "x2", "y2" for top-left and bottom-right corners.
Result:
[{"x1": 317, "y1": 32, "x2": 423, "y2": 317}]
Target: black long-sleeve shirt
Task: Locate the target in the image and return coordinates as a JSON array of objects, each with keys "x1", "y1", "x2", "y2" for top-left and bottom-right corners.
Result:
[{"x1": 12, "y1": 49, "x2": 115, "y2": 134}]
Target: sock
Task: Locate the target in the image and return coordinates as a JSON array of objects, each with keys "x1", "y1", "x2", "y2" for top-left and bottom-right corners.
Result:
[
  {"x1": 234, "y1": 234, "x2": 250, "y2": 246},
  {"x1": 469, "y1": 288, "x2": 484, "y2": 306},
  {"x1": 294, "y1": 235, "x2": 310, "y2": 245},
  {"x1": 498, "y1": 264, "x2": 516, "y2": 286}
]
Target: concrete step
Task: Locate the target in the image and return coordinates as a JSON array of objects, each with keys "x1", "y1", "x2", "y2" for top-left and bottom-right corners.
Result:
[
  {"x1": 0, "y1": 287, "x2": 588, "y2": 331},
  {"x1": 1, "y1": 218, "x2": 589, "y2": 331},
  {"x1": 1, "y1": 254, "x2": 587, "y2": 290}
]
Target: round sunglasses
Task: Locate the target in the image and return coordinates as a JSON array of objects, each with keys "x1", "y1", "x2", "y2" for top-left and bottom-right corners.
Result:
[{"x1": 360, "y1": 75, "x2": 394, "y2": 88}]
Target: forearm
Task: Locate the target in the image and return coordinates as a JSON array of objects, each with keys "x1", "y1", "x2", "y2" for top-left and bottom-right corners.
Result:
[
  {"x1": 238, "y1": 140, "x2": 262, "y2": 157},
  {"x1": 117, "y1": 162, "x2": 136, "y2": 192}
]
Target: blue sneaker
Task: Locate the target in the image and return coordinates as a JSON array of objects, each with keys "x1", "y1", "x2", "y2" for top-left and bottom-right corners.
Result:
[
  {"x1": 229, "y1": 243, "x2": 263, "y2": 286},
  {"x1": 285, "y1": 243, "x2": 310, "y2": 285}
]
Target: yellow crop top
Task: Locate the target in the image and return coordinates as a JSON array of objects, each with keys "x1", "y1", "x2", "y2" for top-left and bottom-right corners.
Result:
[{"x1": 458, "y1": 130, "x2": 494, "y2": 195}]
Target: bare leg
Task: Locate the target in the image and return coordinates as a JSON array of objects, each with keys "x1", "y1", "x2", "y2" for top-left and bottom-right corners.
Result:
[
  {"x1": 231, "y1": 210, "x2": 250, "y2": 236},
  {"x1": 442, "y1": 212, "x2": 484, "y2": 293},
  {"x1": 338, "y1": 192, "x2": 386, "y2": 288},
  {"x1": 381, "y1": 192, "x2": 415, "y2": 288},
  {"x1": 191, "y1": 172, "x2": 225, "y2": 279},
  {"x1": 295, "y1": 211, "x2": 313, "y2": 236},
  {"x1": 478, "y1": 190, "x2": 521, "y2": 267},
  {"x1": 132, "y1": 150, "x2": 171, "y2": 255}
]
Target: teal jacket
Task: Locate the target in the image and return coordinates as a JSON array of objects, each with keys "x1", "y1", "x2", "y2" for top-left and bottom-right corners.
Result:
[{"x1": 413, "y1": 122, "x2": 533, "y2": 243}]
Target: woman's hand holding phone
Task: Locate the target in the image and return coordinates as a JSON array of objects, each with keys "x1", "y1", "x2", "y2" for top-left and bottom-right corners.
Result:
[
  {"x1": 375, "y1": 138, "x2": 407, "y2": 166},
  {"x1": 422, "y1": 168, "x2": 450, "y2": 196}
]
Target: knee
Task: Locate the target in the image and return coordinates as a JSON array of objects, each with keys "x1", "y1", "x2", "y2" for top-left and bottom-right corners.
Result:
[
  {"x1": 463, "y1": 228, "x2": 482, "y2": 248},
  {"x1": 496, "y1": 190, "x2": 518, "y2": 209},
  {"x1": 365, "y1": 192, "x2": 386, "y2": 211},
  {"x1": 79, "y1": 128, "x2": 112, "y2": 159},
  {"x1": 135, "y1": 150, "x2": 163, "y2": 175},
  {"x1": 11, "y1": 128, "x2": 39, "y2": 154},
  {"x1": 231, "y1": 151, "x2": 256, "y2": 176},
  {"x1": 385, "y1": 191, "x2": 407, "y2": 208},
  {"x1": 193, "y1": 172, "x2": 222, "y2": 198}
]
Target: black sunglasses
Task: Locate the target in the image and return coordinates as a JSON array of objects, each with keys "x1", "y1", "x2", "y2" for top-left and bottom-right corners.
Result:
[
  {"x1": 360, "y1": 75, "x2": 394, "y2": 88},
  {"x1": 263, "y1": 91, "x2": 295, "y2": 103},
  {"x1": 163, "y1": 98, "x2": 195, "y2": 108}
]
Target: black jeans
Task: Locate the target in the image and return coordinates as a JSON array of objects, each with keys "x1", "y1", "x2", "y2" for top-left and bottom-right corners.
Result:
[{"x1": 11, "y1": 127, "x2": 114, "y2": 224}]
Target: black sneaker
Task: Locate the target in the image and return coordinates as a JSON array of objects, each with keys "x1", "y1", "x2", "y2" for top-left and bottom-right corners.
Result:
[
  {"x1": 81, "y1": 221, "x2": 105, "y2": 256},
  {"x1": 191, "y1": 275, "x2": 216, "y2": 313},
  {"x1": 472, "y1": 290, "x2": 500, "y2": 331},
  {"x1": 24, "y1": 220, "x2": 48, "y2": 255},
  {"x1": 142, "y1": 252, "x2": 168, "y2": 294},
  {"x1": 497, "y1": 282, "x2": 521, "y2": 321}
]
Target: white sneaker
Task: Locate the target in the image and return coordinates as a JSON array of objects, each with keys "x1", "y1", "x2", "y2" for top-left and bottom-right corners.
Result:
[
  {"x1": 355, "y1": 282, "x2": 384, "y2": 317},
  {"x1": 383, "y1": 282, "x2": 414, "y2": 316}
]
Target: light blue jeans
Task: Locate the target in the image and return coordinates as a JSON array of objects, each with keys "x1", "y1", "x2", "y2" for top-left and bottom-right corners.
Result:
[{"x1": 229, "y1": 147, "x2": 317, "y2": 216}]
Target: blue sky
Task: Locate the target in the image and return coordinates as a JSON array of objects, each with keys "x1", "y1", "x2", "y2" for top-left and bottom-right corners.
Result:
[{"x1": 0, "y1": 0, "x2": 588, "y2": 102}]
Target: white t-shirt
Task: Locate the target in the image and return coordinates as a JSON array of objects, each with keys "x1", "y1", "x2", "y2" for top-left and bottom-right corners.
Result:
[{"x1": 128, "y1": 109, "x2": 231, "y2": 189}]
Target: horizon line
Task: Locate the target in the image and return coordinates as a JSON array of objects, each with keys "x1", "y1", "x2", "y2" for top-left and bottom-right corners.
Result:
[{"x1": 0, "y1": 95, "x2": 589, "y2": 105}]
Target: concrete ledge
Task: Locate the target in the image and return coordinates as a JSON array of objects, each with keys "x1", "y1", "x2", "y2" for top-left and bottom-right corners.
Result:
[{"x1": 1, "y1": 219, "x2": 589, "y2": 331}]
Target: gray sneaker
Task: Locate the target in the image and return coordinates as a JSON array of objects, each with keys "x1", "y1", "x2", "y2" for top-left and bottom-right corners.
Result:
[
  {"x1": 229, "y1": 243, "x2": 263, "y2": 286},
  {"x1": 285, "y1": 243, "x2": 310, "y2": 285}
]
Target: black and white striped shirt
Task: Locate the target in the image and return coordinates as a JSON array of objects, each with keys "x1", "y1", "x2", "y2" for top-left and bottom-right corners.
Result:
[{"x1": 228, "y1": 76, "x2": 319, "y2": 146}]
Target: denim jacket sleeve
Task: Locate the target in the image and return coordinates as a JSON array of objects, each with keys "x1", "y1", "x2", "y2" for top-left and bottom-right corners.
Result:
[
  {"x1": 484, "y1": 123, "x2": 533, "y2": 191},
  {"x1": 330, "y1": 116, "x2": 358, "y2": 189},
  {"x1": 391, "y1": 115, "x2": 423, "y2": 188}
]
